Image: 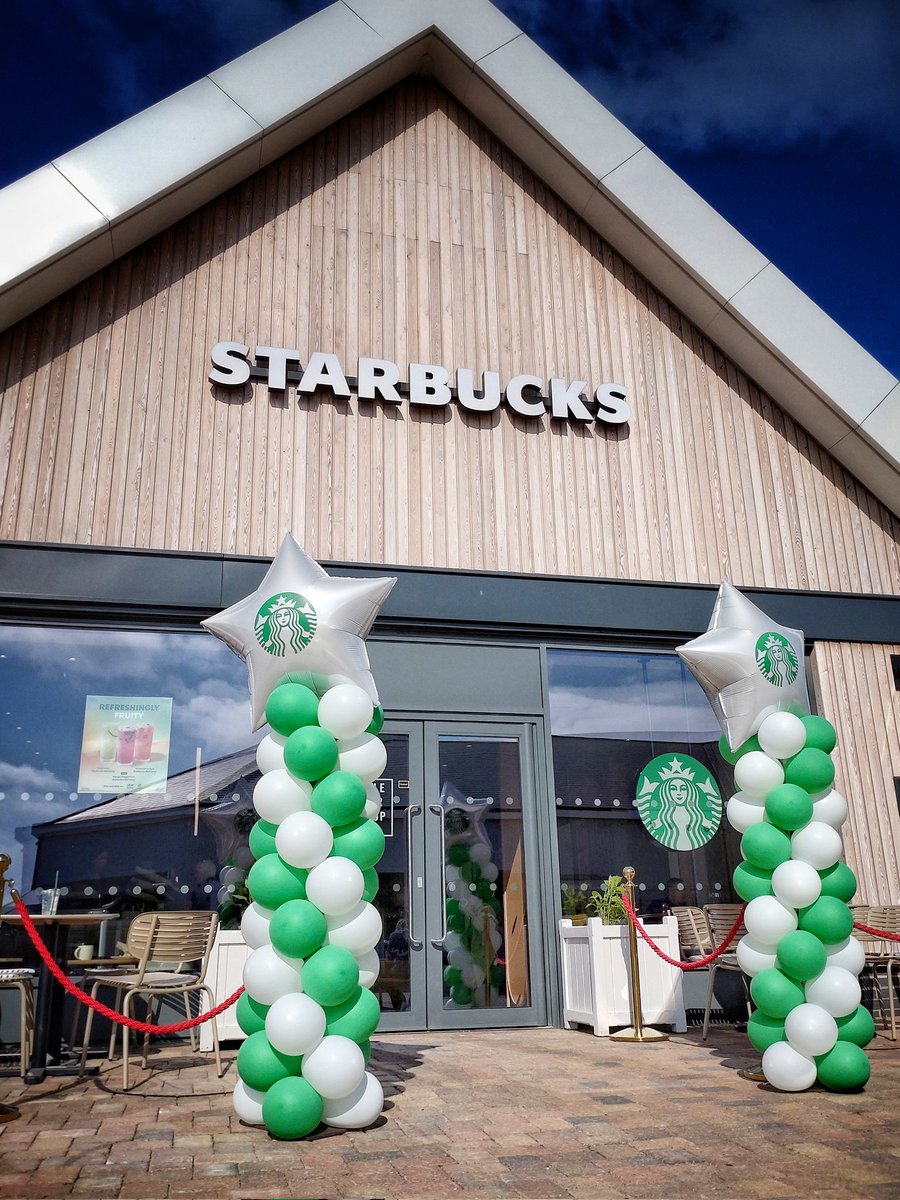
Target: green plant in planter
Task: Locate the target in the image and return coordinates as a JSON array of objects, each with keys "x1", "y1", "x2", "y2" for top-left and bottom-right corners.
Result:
[
  {"x1": 586, "y1": 875, "x2": 628, "y2": 924},
  {"x1": 561, "y1": 884, "x2": 589, "y2": 920}
]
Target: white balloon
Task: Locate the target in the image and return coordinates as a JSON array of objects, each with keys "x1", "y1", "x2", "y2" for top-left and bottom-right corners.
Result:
[
  {"x1": 461, "y1": 963, "x2": 485, "y2": 989},
  {"x1": 489, "y1": 927, "x2": 502, "y2": 952},
  {"x1": 791, "y1": 821, "x2": 843, "y2": 871},
  {"x1": 326, "y1": 900, "x2": 383, "y2": 956},
  {"x1": 301, "y1": 1035, "x2": 365, "y2": 1100},
  {"x1": 275, "y1": 810, "x2": 334, "y2": 869},
  {"x1": 220, "y1": 865, "x2": 246, "y2": 887},
  {"x1": 757, "y1": 712, "x2": 807, "y2": 760},
  {"x1": 305, "y1": 856, "x2": 365, "y2": 916},
  {"x1": 447, "y1": 946, "x2": 472, "y2": 970},
  {"x1": 256, "y1": 732, "x2": 287, "y2": 775},
  {"x1": 253, "y1": 770, "x2": 312, "y2": 824},
  {"x1": 812, "y1": 789, "x2": 849, "y2": 830},
  {"x1": 743, "y1": 895, "x2": 798, "y2": 946},
  {"x1": 242, "y1": 944, "x2": 303, "y2": 1005},
  {"x1": 784, "y1": 1003, "x2": 839, "y2": 1057},
  {"x1": 322, "y1": 1070, "x2": 384, "y2": 1129},
  {"x1": 469, "y1": 842, "x2": 492, "y2": 864},
  {"x1": 232, "y1": 1079, "x2": 267, "y2": 1124},
  {"x1": 317, "y1": 684, "x2": 375, "y2": 741},
  {"x1": 355, "y1": 947, "x2": 380, "y2": 989},
  {"x1": 735, "y1": 934, "x2": 778, "y2": 977},
  {"x1": 240, "y1": 901, "x2": 275, "y2": 950},
  {"x1": 771, "y1": 860, "x2": 822, "y2": 910},
  {"x1": 733, "y1": 751, "x2": 785, "y2": 799},
  {"x1": 363, "y1": 789, "x2": 382, "y2": 821},
  {"x1": 234, "y1": 845, "x2": 255, "y2": 871},
  {"x1": 337, "y1": 734, "x2": 388, "y2": 784},
  {"x1": 481, "y1": 862, "x2": 499, "y2": 884},
  {"x1": 445, "y1": 864, "x2": 461, "y2": 887},
  {"x1": 726, "y1": 792, "x2": 768, "y2": 833},
  {"x1": 216, "y1": 886, "x2": 231, "y2": 906},
  {"x1": 824, "y1": 936, "x2": 865, "y2": 975},
  {"x1": 265, "y1": 992, "x2": 327, "y2": 1056},
  {"x1": 762, "y1": 1041, "x2": 817, "y2": 1092},
  {"x1": 805, "y1": 965, "x2": 861, "y2": 1017},
  {"x1": 442, "y1": 931, "x2": 463, "y2": 955}
]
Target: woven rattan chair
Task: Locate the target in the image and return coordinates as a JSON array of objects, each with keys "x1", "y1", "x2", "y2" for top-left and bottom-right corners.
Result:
[
  {"x1": 78, "y1": 910, "x2": 223, "y2": 1088},
  {"x1": 702, "y1": 903, "x2": 751, "y2": 1040}
]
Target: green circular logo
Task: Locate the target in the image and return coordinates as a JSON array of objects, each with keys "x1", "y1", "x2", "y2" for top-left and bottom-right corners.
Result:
[
  {"x1": 254, "y1": 592, "x2": 317, "y2": 657},
  {"x1": 755, "y1": 631, "x2": 799, "y2": 687},
  {"x1": 635, "y1": 754, "x2": 722, "y2": 851}
]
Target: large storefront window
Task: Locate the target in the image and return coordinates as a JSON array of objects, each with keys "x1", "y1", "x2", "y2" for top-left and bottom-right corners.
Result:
[
  {"x1": 0, "y1": 625, "x2": 260, "y2": 928},
  {"x1": 548, "y1": 649, "x2": 741, "y2": 916}
]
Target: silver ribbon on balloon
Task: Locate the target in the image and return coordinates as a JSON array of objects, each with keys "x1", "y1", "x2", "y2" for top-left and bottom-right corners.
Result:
[
  {"x1": 677, "y1": 581, "x2": 810, "y2": 751},
  {"x1": 202, "y1": 533, "x2": 396, "y2": 729}
]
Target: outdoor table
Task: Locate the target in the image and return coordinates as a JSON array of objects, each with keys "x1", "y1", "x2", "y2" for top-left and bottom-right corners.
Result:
[{"x1": 3, "y1": 912, "x2": 118, "y2": 1084}]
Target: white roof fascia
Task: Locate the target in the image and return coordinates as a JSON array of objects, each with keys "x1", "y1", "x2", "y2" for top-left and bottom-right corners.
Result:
[{"x1": 0, "y1": 0, "x2": 895, "y2": 515}]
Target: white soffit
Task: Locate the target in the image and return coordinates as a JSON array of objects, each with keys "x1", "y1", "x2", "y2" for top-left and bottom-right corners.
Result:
[{"x1": 0, "y1": 0, "x2": 896, "y2": 515}]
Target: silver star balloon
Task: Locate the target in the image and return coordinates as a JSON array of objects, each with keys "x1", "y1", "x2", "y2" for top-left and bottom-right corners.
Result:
[
  {"x1": 677, "y1": 581, "x2": 810, "y2": 752},
  {"x1": 202, "y1": 534, "x2": 396, "y2": 730}
]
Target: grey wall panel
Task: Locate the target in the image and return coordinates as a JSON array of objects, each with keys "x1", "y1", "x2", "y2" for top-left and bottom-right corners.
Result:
[{"x1": 368, "y1": 641, "x2": 544, "y2": 715}]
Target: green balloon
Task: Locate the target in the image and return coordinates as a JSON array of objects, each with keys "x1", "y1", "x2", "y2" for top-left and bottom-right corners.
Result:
[
  {"x1": 448, "y1": 910, "x2": 467, "y2": 934},
  {"x1": 236, "y1": 1031, "x2": 302, "y2": 1091},
  {"x1": 818, "y1": 861, "x2": 857, "y2": 903},
  {"x1": 489, "y1": 963, "x2": 506, "y2": 989},
  {"x1": 797, "y1": 895, "x2": 853, "y2": 944},
  {"x1": 459, "y1": 860, "x2": 482, "y2": 884},
  {"x1": 262, "y1": 1075, "x2": 324, "y2": 1139},
  {"x1": 248, "y1": 818, "x2": 278, "y2": 860},
  {"x1": 265, "y1": 684, "x2": 320, "y2": 737},
  {"x1": 269, "y1": 898, "x2": 327, "y2": 960},
  {"x1": 367, "y1": 706, "x2": 385, "y2": 735},
  {"x1": 451, "y1": 983, "x2": 475, "y2": 1006},
  {"x1": 331, "y1": 817, "x2": 386, "y2": 870},
  {"x1": 362, "y1": 867, "x2": 379, "y2": 903},
  {"x1": 749, "y1": 968, "x2": 806, "y2": 1019},
  {"x1": 737, "y1": 735, "x2": 762, "y2": 758},
  {"x1": 733, "y1": 862, "x2": 774, "y2": 902},
  {"x1": 276, "y1": 670, "x2": 332, "y2": 697},
  {"x1": 445, "y1": 899, "x2": 461, "y2": 920},
  {"x1": 776, "y1": 930, "x2": 827, "y2": 981},
  {"x1": 283, "y1": 726, "x2": 339, "y2": 782},
  {"x1": 301, "y1": 944, "x2": 360, "y2": 1006},
  {"x1": 717, "y1": 734, "x2": 740, "y2": 765},
  {"x1": 359, "y1": 1038, "x2": 372, "y2": 1064},
  {"x1": 741, "y1": 823, "x2": 792, "y2": 870},
  {"x1": 815, "y1": 1041, "x2": 870, "y2": 1091},
  {"x1": 235, "y1": 991, "x2": 269, "y2": 1037},
  {"x1": 764, "y1": 784, "x2": 814, "y2": 831},
  {"x1": 246, "y1": 854, "x2": 308, "y2": 909},
  {"x1": 311, "y1": 771, "x2": 366, "y2": 827},
  {"x1": 447, "y1": 843, "x2": 470, "y2": 867},
  {"x1": 474, "y1": 880, "x2": 495, "y2": 901},
  {"x1": 836, "y1": 1005, "x2": 876, "y2": 1048},
  {"x1": 443, "y1": 966, "x2": 463, "y2": 987},
  {"x1": 747, "y1": 1011, "x2": 786, "y2": 1054},
  {"x1": 784, "y1": 747, "x2": 835, "y2": 795},
  {"x1": 800, "y1": 714, "x2": 837, "y2": 754},
  {"x1": 324, "y1": 985, "x2": 381, "y2": 1042}
]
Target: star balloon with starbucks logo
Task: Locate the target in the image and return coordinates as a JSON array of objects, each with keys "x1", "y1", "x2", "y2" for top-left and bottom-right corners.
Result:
[
  {"x1": 202, "y1": 533, "x2": 397, "y2": 729},
  {"x1": 676, "y1": 580, "x2": 810, "y2": 752}
]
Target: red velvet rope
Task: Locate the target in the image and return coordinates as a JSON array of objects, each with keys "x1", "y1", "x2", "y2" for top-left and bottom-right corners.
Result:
[
  {"x1": 853, "y1": 921, "x2": 900, "y2": 942},
  {"x1": 13, "y1": 894, "x2": 244, "y2": 1034},
  {"x1": 621, "y1": 895, "x2": 747, "y2": 970}
]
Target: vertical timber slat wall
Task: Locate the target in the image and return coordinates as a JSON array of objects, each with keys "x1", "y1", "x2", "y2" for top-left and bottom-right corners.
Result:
[{"x1": 0, "y1": 77, "x2": 898, "y2": 596}]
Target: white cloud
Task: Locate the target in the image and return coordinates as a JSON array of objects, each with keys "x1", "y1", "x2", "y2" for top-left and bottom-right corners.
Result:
[{"x1": 0, "y1": 761, "x2": 67, "y2": 794}]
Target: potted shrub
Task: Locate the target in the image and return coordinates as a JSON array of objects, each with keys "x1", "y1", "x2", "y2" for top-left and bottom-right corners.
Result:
[
  {"x1": 561, "y1": 884, "x2": 590, "y2": 925},
  {"x1": 586, "y1": 875, "x2": 628, "y2": 925}
]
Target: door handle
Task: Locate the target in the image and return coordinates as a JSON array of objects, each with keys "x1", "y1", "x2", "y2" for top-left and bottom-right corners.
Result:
[
  {"x1": 429, "y1": 804, "x2": 448, "y2": 948},
  {"x1": 405, "y1": 805, "x2": 423, "y2": 950}
]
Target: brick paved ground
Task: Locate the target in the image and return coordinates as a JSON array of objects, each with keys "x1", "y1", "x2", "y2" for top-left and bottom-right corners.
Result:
[{"x1": 1, "y1": 1027, "x2": 898, "y2": 1200}]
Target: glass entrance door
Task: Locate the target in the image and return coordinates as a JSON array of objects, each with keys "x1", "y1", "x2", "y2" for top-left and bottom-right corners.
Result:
[{"x1": 374, "y1": 721, "x2": 546, "y2": 1032}]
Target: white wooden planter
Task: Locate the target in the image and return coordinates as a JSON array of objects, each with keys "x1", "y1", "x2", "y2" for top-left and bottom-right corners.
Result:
[
  {"x1": 558, "y1": 916, "x2": 687, "y2": 1037},
  {"x1": 200, "y1": 929, "x2": 251, "y2": 1050}
]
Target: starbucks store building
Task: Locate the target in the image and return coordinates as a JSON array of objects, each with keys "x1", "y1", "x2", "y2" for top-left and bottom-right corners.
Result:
[{"x1": 1, "y1": 0, "x2": 898, "y2": 1034}]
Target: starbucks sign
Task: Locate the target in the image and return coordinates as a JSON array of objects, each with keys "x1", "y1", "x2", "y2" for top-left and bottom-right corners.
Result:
[
  {"x1": 254, "y1": 593, "x2": 317, "y2": 657},
  {"x1": 635, "y1": 754, "x2": 722, "y2": 851}
]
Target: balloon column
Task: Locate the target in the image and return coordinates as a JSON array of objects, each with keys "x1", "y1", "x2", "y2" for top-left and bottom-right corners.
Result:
[
  {"x1": 678, "y1": 582, "x2": 872, "y2": 1093},
  {"x1": 203, "y1": 535, "x2": 396, "y2": 1137}
]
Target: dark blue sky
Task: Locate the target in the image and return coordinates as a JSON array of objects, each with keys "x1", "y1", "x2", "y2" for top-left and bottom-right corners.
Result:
[{"x1": 3, "y1": 0, "x2": 898, "y2": 376}]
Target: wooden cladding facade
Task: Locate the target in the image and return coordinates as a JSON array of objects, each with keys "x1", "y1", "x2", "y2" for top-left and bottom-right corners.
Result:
[{"x1": 0, "y1": 78, "x2": 898, "y2": 596}]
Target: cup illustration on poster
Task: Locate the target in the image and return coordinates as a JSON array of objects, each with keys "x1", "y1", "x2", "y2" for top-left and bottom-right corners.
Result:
[
  {"x1": 203, "y1": 533, "x2": 396, "y2": 1139},
  {"x1": 77, "y1": 697, "x2": 172, "y2": 794},
  {"x1": 678, "y1": 582, "x2": 872, "y2": 1093}
]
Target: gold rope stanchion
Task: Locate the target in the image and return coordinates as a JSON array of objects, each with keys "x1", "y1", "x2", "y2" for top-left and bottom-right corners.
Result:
[
  {"x1": 0, "y1": 854, "x2": 22, "y2": 1121},
  {"x1": 610, "y1": 867, "x2": 668, "y2": 1043}
]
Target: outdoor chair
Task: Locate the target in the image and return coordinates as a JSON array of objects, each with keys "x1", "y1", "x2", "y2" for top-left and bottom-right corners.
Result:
[
  {"x1": 78, "y1": 910, "x2": 223, "y2": 1088},
  {"x1": 702, "y1": 903, "x2": 751, "y2": 1041},
  {"x1": 0, "y1": 965, "x2": 34, "y2": 1077},
  {"x1": 859, "y1": 905, "x2": 900, "y2": 1040}
]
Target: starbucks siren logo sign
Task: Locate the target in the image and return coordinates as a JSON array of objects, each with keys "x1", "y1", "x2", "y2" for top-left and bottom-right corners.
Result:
[
  {"x1": 254, "y1": 593, "x2": 317, "y2": 657},
  {"x1": 755, "y1": 631, "x2": 799, "y2": 688},
  {"x1": 635, "y1": 755, "x2": 722, "y2": 851}
]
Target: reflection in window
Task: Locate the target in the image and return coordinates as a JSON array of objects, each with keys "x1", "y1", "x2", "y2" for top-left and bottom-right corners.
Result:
[
  {"x1": 0, "y1": 625, "x2": 260, "y2": 923},
  {"x1": 548, "y1": 649, "x2": 740, "y2": 917}
]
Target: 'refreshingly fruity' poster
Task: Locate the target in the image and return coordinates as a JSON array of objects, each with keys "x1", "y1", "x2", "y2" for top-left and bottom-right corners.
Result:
[{"x1": 78, "y1": 696, "x2": 172, "y2": 794}]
